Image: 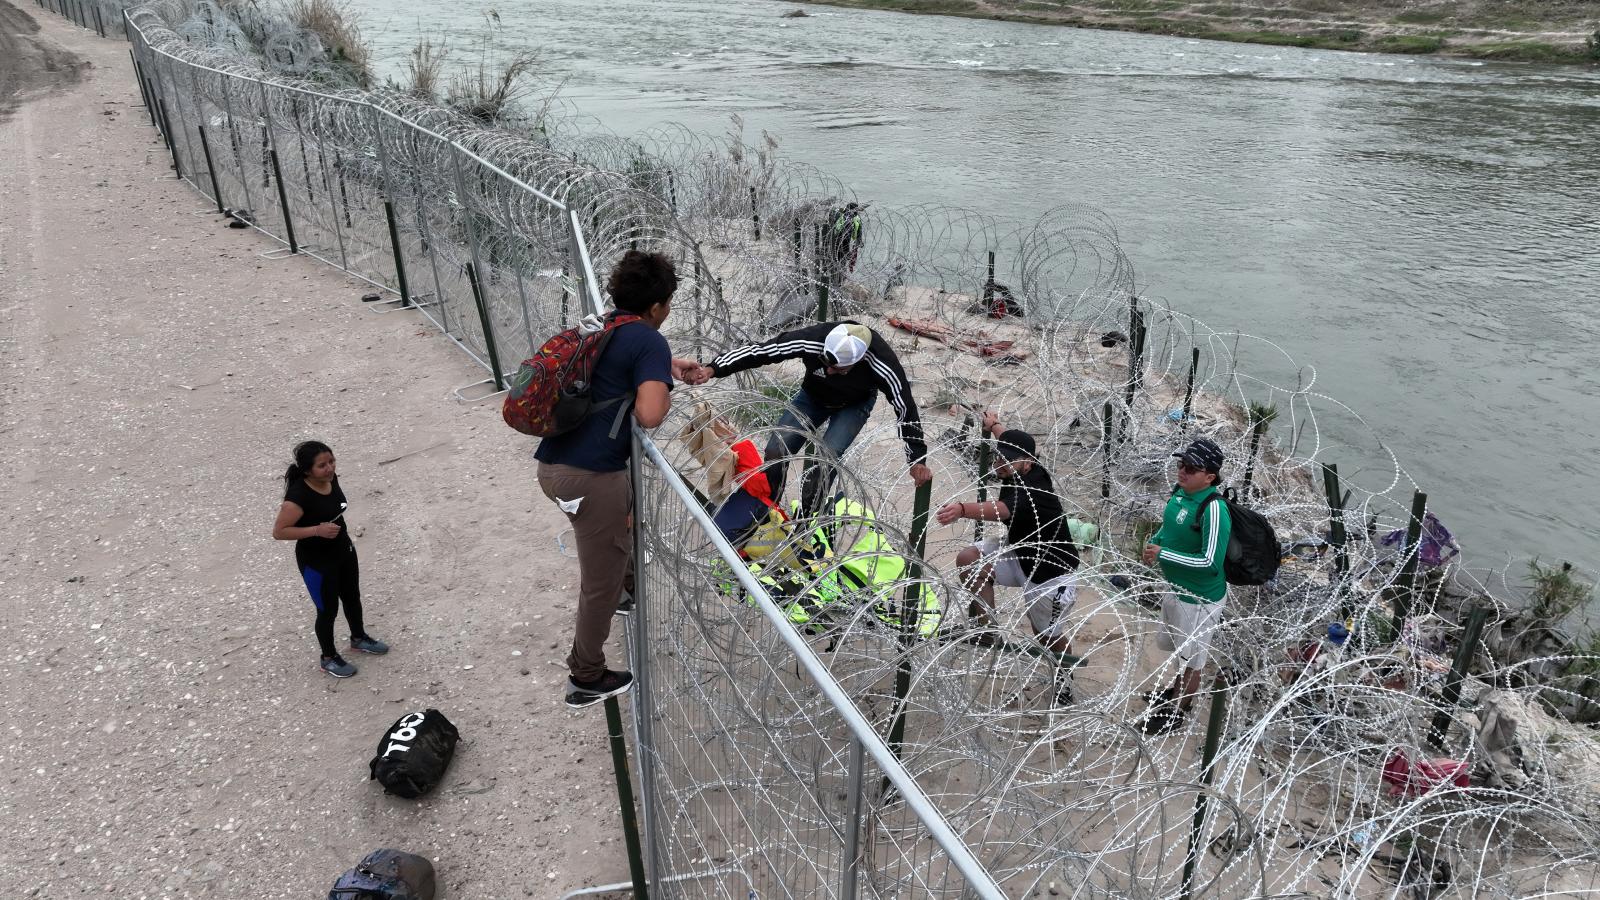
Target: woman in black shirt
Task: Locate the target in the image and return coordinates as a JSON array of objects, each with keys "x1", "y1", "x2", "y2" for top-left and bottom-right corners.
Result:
[{"x1": 271, "y1": 441, "x2": 388, "y2": 678}]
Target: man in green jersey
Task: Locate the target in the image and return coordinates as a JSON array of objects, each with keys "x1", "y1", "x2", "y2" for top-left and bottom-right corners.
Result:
[{"x1": 1140, "y1": 437, "x2": 1231, "y2": 735}]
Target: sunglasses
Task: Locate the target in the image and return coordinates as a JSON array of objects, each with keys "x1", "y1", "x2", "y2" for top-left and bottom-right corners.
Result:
[{"x1": 1177, "y1": 462, "x2": 1205, "y2": 474}]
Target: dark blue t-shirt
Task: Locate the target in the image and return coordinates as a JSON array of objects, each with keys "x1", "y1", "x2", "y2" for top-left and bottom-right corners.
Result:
[{"x1": 534, "y1": 320, "x2": 672, "y2": 472}]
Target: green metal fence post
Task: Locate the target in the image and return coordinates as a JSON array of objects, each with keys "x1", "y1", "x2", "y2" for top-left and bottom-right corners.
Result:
[
  {"x1": 465, "y1": 262, "x2": 506, "y2": 391},
  {"x1": 382, "y1": 200, "x2": 411, "y2": 306},
  {"x1": 881, "y1": 479, "x2": 933, "y2": 796},
  {"x1": 603, "y1": 695, "x2": 650, "y2": 899},
  {"x1": 1181, "y1": 346, "x2": 1199, "y2": 425},
  {"x1": 973, "y1": 431, "x2": 993, "y2": 542},
  {"x1": 196, "y1": 124, "x2": 225, "y2": 214},
  {"x1": 1391, "y1": 490, "x2": 1428, "y2": 639},
  {"x1": 267, "y1": 148, "x2": 298, "y2": 254},
  {"x1": 1180, "y1": 673, "x2": 1230, "y2": 900},
  {"x1": 1320, "y1": 463, "x2": 1350, "y2": 584},
  {"x1": 155, "y1": 98, "x2": 182, "y2": 176},
  {"x1": 1427, "y1": 605, "x2": 1490, "y2": 749},
  {"x1": 1100, "y1": 401, "x2": 1113, "y2": 499}
]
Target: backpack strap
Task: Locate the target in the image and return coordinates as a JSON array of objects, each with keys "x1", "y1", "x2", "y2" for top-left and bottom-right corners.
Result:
[
  {"x1": 1191, "y1": 489, "x2": 1223, "y2": 532},
  {"x1": 587, "y1": 313, "x2": 641, "y2": 440}
]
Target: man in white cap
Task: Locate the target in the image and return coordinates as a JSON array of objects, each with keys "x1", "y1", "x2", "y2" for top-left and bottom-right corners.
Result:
[{"x1": 685, "y1": 321, "x2": 931, "y2": 512}]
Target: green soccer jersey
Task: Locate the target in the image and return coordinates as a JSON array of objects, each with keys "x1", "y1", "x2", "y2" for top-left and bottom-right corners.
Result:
[{"x1": 1152, "y1": 485, "x2": 1231, "y2": 602}]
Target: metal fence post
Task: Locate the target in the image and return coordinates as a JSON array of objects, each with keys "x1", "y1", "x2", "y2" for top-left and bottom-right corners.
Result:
[
  {"x1": 454, "y1": 147, "x2": 506, "y2": 389},
  {"x1": 1391, "y1": 490, "x2": 1428, "y2": 638},
  {"x1": 1181, "y1": 346, "x2": 1199, "y2": 425},
  {"x1": 368, "y1": 105, "x2": 411, "y2": 306},
  {"x1": 129, "y1": 50, "x2": 155, "y2": 125},
  {"x1": 973, "y1": 429, "x2": 992, "y2": 542},
  {"x1": 882, "y1": 479, "x2": 933, "y2": 793},
  {"x1": 1320, "y1": 463, "x2": 1350, "y2": 583},
  {"x1": 196, "y1": 125, "x2": 225, "y2": 213},
  {"x1": 841, "y1": 737, "x2": 866, "y2": 900},
  {"x1": 628, "y1": 439, "x2": 664, "y2": 891},
  {"x1": 1100, "y1": 401, "x2": 1113, "y2": 499},
  {"x1": 464, "y1": 263, "x2": 505, "y2": 391},
  {"x1": 602, "y1": 695, "x2": 651, "y2": 900},
  {"x1": 1180, "y1": 674, "x2": 1230, "y2": 900},
  {"x1": 155, "y1": 98, "x2": 182, "y2": 176},
  {"x1": 267, "y1": 149, "x2": 299, "y2": 253},
  {"x1": 1427, "y1": 605, "x2": 1490, "y2": 749}
]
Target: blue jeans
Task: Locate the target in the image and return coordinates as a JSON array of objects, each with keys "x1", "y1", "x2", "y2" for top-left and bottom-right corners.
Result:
[{"x1": 765, "y1": 388, "x2": 875, "y2": 515}]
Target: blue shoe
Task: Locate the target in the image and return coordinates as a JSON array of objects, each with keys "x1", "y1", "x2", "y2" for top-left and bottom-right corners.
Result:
[
  {"x1": 320, "y1": 655, "x2": 357, "y2": 678},
  {"x1": 350, "y1": 635, "x2": 389, "y2": 655}
]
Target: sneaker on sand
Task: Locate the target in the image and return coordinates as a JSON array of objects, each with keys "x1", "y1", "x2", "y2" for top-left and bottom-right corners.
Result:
[
  {"x1": 614, "y1": 590, "x2": 635, "y2": 617},
  {"x1": 565, "y1": 670, "x2": 633, "y2": 709},
  {"x1": 350, "y1": 635, "x2": 389, "y2": 655},
  {"x1": 320, "y1": 655, "x2": 358, "y2": 678}
]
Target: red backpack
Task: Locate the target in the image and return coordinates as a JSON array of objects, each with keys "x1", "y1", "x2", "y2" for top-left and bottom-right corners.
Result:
[{"x1": 502, "y1": 312, "x2": 641, "y2": 438}]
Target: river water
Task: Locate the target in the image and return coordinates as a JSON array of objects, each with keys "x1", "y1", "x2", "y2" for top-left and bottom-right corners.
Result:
[{"x1": 347, "y1": 0, "x2": 1600, "y2": 576}]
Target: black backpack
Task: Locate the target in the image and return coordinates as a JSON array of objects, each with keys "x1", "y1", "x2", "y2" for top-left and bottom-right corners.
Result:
[
  {"x1": 369, "y1": 709, "x2": 460, "y2": 799},
  {"x1": 327, "y1": 849, "x2": 436, "y2": 900},
  {"x1": 1190, "y1": 487, "x2": 1280, "y2": 586}
]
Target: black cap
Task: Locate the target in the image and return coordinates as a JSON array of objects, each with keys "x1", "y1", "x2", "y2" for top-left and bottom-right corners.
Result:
[
  {"x1": 996, "y1": 429, "x2": 1036, "y2": 462},
  {"x1": 1173, "y1": 438, "x2": 1224, "y2": 473}
]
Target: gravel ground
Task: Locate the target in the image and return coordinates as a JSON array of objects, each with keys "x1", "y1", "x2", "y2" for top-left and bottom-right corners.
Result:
[{"x1": 0, "y1": 5, "x2": 631, "y2": 897}]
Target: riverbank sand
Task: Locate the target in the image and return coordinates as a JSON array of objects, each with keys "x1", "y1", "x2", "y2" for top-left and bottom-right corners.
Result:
[{"x1": 0, "y1": 4, "x2": 630, "y2": 896}]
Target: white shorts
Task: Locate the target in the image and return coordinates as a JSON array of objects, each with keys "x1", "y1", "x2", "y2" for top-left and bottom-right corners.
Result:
[
  {"x1": 970, "y1": 539, "x2": 1078, "y2": 640},
  {"x1": 1156, "y1": 591, "x2": 1227, "y2": 670}
]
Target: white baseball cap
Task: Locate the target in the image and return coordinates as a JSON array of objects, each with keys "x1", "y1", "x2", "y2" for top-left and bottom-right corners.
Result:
[{"x1": 823, "y1": 323, "x2": 870, "y2": 368}]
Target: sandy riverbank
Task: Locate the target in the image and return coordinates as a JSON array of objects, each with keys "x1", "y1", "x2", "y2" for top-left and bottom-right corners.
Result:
[
  {"x1": 792, "y1": 0, "x2": 1600, "y2": 62},
  {"x1": 0, "y1": 3, "x2": 632, "y2": 897}
]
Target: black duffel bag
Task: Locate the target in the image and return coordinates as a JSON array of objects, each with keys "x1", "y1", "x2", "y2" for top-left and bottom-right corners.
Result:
[
  {"x1": 369, "y1": 708, "x2": 460, "y2": 799},
  {"x1": 327, "y1": 848, "x2": 436, "y2": 900}
]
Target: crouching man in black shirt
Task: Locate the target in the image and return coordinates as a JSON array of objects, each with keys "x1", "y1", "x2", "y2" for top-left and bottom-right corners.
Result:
[{"x1": 936, "y1": 412, "x2": 1080, "y2": 703}]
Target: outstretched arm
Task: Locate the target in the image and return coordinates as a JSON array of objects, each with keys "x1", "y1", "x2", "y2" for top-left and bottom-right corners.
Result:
[
  {"x1": 864, "y1": 344, "x2": 927, "y2": 465},
  {"x1": 705, "y1": 322, "x2": 833, "y2": 379}
]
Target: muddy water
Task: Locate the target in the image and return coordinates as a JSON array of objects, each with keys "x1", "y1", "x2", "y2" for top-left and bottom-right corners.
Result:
[{"x1": 348, "y1": 0, "x2": 1600, "y2": 575}]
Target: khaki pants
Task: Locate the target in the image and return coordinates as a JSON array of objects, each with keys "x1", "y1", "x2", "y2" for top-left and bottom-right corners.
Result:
[{"x1": 538, "y1": 463, "x2": 634, "y2": 682}]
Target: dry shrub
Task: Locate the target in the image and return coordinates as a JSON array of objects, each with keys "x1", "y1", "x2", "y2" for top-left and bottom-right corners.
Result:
[
  {"x1": 405, "y1": 36, "x2": 450, "y2": 101},
  {"x1": 447, "y1": 49, "x2": 541, "y2": 123},
  {"x1": 287, "y1": 0, "x2": 372, "y2": 86}
]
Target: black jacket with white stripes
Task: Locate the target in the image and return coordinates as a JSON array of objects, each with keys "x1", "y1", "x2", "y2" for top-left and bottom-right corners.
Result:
[{"x1": 708, "y1": 320, "x2": 927, "y2": 464}]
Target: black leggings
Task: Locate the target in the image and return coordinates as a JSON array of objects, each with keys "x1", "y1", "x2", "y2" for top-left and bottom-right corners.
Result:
[{"x1": 297, "y1": 549, "x2": 365, "y2": 658}]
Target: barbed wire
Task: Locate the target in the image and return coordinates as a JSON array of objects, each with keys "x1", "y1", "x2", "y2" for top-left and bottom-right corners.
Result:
[{"x1": 114, "y1": 1, "x2": 1600, "y2": 896}]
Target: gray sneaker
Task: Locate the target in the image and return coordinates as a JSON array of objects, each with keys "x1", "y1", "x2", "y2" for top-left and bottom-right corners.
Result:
[
  {"x1": 320, "y1": 655, "x2": 358, "y2": 678},
  {"x1": 350, "y1": 635, "x2": 389, "y2": 655}
]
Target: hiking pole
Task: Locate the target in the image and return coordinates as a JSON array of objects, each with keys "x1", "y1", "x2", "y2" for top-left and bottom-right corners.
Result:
[
  {"x1": 1179, "y1": 672, "x2": 1231, "y2": 900},
  {"x1": 1426, "y1": 604, "x2": 1490, "y2": 750},
  {"x1": 603, "y1": 695, "x2": 650, "y2": 899}
]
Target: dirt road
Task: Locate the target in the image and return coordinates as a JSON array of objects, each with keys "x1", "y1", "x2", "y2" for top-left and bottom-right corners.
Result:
[{"x1": 0, "y1": 4, "x2": 630, "y2": 897}]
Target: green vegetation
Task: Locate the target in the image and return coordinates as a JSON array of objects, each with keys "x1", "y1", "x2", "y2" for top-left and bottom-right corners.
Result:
[
  {"x1": 1392, "y1": 10, "x2": 1449, "y2": 25},
  {"x1": 1373, "y1": 34, "x2": 1446, "y2": 54},
  {"x1": 1459, "y1": 40, "x2": 1587, "y2": 62},
  {"x1": 1527, "y1": 559, "x2": 1593, "y2": 625},
  {"x1": 826, "y1": 0, "x2": 980, "y2": 12}
]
